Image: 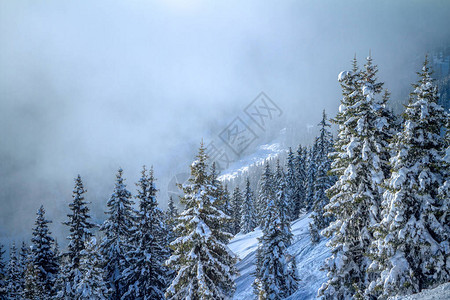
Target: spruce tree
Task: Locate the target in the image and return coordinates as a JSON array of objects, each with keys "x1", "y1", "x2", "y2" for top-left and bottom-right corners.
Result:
[
  {"x1": 285, "y1": 147, "x2": 300, "y2": 221},
  {"x1": 222, "y1": 185, "x2": 232, "y2": 234},
  {"x1": 18, "y1": 242, "x2": 28, "y2": 297},
  {"x1": 57, "y1": 175, "x2": 95, "y2": 299},
  {"x1": 168, "y1": 195, "x2": 178, "y2": 220},
  {"x1": 6, "y1": 243, "x2": 21, "y2": 299},
  {"x1": 253, "y1": 181, "x2": 297, "y2": 299},
  {"x1": 257, "y1": 162, "x2": 274, "y2": 228},
  {"x1": 367, "y1": 57, "x2": 450, "y2": 298},
  {"x1": 295, "y1": 145, "x2": 307, "y2": 216},
  {"x1": 75, "y1": 238, "x2": 111, "y2": 299},
  {"x1": 309, "y1": 110, "x2": 334, "y2": 243},
  {"x1": 31, "y1": 205, "x2": 59, "y2": 297},
  {"x1": 165, "y1": 142, "x2": 237, "y2": 300},
  {"x1": 166, "y1": 195, "x2": 179, "y2": 244},
  {"x1": 230, "y1": 186, "x2": 243, "y2": 235},
  {"x1": 305, "y1": 143, "x2": 318, "y2": 211},
  {"x1": 123, "y1": 166, "x2": 169, "y2": 299},
  {"x1": 319, "y1": 56, "x2": 387, "y2": 299},
  {"x1": 274, "y1": 160, "x2": 293, "y2": 247},
  {"x1": 240, "y1": 177, "x2": 257, "y2": 234},
  {"x1": 99, "y1": 168, "x2": 135, "y2": 300}
]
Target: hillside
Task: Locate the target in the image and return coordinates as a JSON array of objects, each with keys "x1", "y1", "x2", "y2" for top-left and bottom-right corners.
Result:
[
  {"x1": 229, "y1": 213, "x2": 330, "y2": 300},
  {"x1": 229, "y1": 215, "x2": 450, "y2": 300}
]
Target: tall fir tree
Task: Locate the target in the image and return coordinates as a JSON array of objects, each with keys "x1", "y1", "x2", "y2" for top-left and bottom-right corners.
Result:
[
  {"x1": 230, "y1": 186, "x2": 243, "y2": 235},
  {"x1": 17, "y1": 242, "x2": 29, "y2": 298},
  {"x1": 295, "y1": 145, "x2": 308, "y2": 216},
  {"x1": 166, "y1": 195, "x2": 179, "y2": 244},
  {"x1": 57, "y1": 175, "x2": 95, "y2": 299},
  {"x1": 305, "y1": 143, "x2": 318, "y2": 211},
  {"x1": 123, "y1": 166, "x2": 169, "y2": 299},
  {"x1": 6, "y1": 243, "x2": 21, "y2": 299},
  {"x1": 253, "y1": 177, "x2": 297, "y2": 299},
  {"x1": 285, "y1": 147, "x2": 300, "y2": 221},
  {"x1": 31, "y1": 205, "x2": 59, "y2": 298},
  {"x1": 320, "y1": 56, "x2": 387, "y2": 299},
  {"x1": 274, "y1": 159, "x2": 293, "y2": 247},
  {"x1": 367, "y1": 57, "x2": 450, "y2": 298},
  {"x1": 309, "y1": 110, "x2": 334, "y2": 243},
  {"x1": 165, "y1": 142, "x2": 237, "y2": 300},
  {"x1": 75, "y1": 238, "x2": 111, "y2": 299},
  {"x1": 221, "y1": 184, "x2": 232, "y2": 234},
  {"x1": 240, "y1": 177, "x2": 257, "y2": 234},
  {"x1": 257, "y1": 162, "x2": 274, "y2": 228},
  {"x1": 168, "y1": 195, "x2": 178, "y2": 219},
  {"x1": 99, "y1": 168, "x2": 135, "y2": 300}
]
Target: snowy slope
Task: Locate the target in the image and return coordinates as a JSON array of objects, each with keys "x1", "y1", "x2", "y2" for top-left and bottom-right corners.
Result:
[
  {"x1": 393, "y1": 282, "x2": 450, "y2": 300},
  {"x1": 218, "y1": 142, "x2": 286, "y2": 182},
  {"x1": 229, "y1": 213, "x2": 330, "y2": 300}
]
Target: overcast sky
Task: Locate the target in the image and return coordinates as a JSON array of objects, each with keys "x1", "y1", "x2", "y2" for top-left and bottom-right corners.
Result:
[{"x1": 1, "y1": 0, "x2": 449, "y2": 244}]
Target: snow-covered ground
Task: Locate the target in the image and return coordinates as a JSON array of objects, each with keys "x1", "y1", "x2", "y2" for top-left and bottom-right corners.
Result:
[
  {"x1": 392, "y1": 282, "x2": 450, "y2": 300},
  {"x1": 229, "y1": 213, "x2": 330, "y2": 300},
  {"x1": 229, "y1": 214, "x2": 450, "y2": 300},
  {"x1": 218, "y1": 142, "x2": 286, "y2": 182}
]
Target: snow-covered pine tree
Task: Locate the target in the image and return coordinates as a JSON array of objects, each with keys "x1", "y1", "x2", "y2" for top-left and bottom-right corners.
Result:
[
  {"x1": 17, "y1": 242, "x2": 28, "y2": 297},
  {"x1": 99, "y1": 168, "x2": 135, "y2": 300},
  {"x1": 257, "y1": 161, "x2": 274, "y2": 228},
  {"x1": 305, "y1": 143, "x2": 318, "y2": 211},
  {"x1": 221, "y1": 184, "x2": 233, "y2": 234},
  {"x1": 168, "y1": 195, "x2": 178, "y2": 220},
  {"x1": 295, "y1": 145, "x2": 307, "y2": 216},
  {"x1": 57, "y1": 175, "x2": 96, "y2": 299},
  {"x1": 0, "y1": 244, "x2": 6, "y2": 299},
  {"x1": 75, "y1": 238, "x2": 111, "y2": 299},
  {"x1": 166, "y1": 195, "x2": 179, "y2": 244},
  {"x1": 240, "y1": 177, "x2": 257, "y2": 234},
  {"x1": 31, "y1": 205, "x2": 59, "y2": 298},
  {"x1": 253, "y1": 179, "x2": 297, "y2": 299},
  {"x1": 367, "y1": 57, "x2": 450, "y2": 298},
  {"x1": 122, "y1": 166, "x2": 169, "y2": 299},
  {"x1": 6, "y1": 242, "x2": 21, "y2": 299},
  {"x1": 64, "y1": 175, "x2": 95, "y2": 264},
  {"x1": 274, "y1": 159, "x2": 293, "y2": 247},
  {"x1": 309, "y1": 110, "x2": 334, "y2": 243},
  {"x1": 320, "y1": 56, "x2": 387, "y2": 299},
  {"x1": 230, "y1": 186, "x2": 243, "y2": 235},
  {"x1": 165, "y1": 142, "x2": 237, "y2": 300},
  {"x1": 285, "y1": 147, "x2": 300, "y2": 221}
]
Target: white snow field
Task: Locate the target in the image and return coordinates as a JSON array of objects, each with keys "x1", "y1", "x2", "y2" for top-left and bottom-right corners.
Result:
[
  {"x1": 392, "y1": 282, "x2": 450, "y2": 300},
  {"x1": 218, "y1": 141, "x2": 286, "y2": 182},
  {"x1": 229, "y1": 213, "x2": 330, "y2": 300}
]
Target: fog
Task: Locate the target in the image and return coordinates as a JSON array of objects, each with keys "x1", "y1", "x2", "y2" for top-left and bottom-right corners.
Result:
[{"x1": 1, "y1": 0, "x2": 449, "y2": 245}]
